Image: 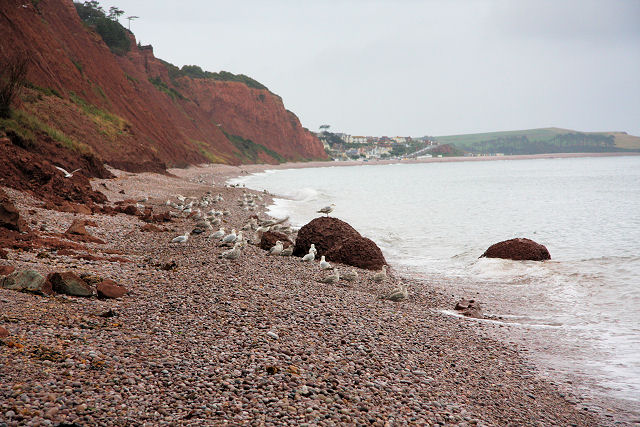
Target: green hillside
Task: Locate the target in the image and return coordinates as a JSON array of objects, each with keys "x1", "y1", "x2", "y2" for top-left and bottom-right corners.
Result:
[{"x1": 433, "y1": 128, "x2": 640, "y2": 155}]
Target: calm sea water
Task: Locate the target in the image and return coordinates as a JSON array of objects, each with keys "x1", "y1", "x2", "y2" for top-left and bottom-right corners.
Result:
[{"x1": 232, "y1": 156, "x2": 640, "y2": 407}]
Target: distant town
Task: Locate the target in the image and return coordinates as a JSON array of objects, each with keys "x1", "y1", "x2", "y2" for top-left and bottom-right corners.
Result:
[
  {"x1": 313, "y1": 126, "x2": 469, "y2": 161},
  {"x1": 314, "y1": 127, "x2": 443, "y2": 161}
]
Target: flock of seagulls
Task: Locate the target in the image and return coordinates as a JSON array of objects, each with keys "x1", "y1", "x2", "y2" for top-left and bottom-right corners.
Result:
[{"x1": 163, "y1": 183, "x2": 406, "y2": 301}]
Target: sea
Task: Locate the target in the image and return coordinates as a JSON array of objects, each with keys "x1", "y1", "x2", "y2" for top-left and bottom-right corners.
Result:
[{"x1": 230, "y1": 155, "x2": 640, "y2": 416}]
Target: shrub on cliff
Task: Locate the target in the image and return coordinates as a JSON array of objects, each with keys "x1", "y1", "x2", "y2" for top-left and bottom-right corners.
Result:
[
  {"x1": 74, "y1": 1, "x2": 130, "y2": 56},
  {"x1": 0, "y1": 54, "x2": 29, "y2": 119},
  {"x1": 159, "y1": 61, "x2": 269, "y2": 91}
]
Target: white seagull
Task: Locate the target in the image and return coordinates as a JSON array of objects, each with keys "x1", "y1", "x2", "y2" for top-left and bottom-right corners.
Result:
[
  {"x1": 171, "y1": 231, "x2": 190, "y2": 243},
  {"x1": 319, "y1": 256, "x2": 332, "y2": 270},
  {"x1": 317, "y1": 203, "x2": 335, "y2": 217},
  {"x1": 222, "y1": 229, "x2": 237, "y2": 244},
  {"x1": 219, "y1": 242, "x2": 242, "y2": 260},
  {"x1": 54, "y1": 166, "x2": 81, "y2": 178},
  {"x1": 269, "y1": 241, "x2": 284, "y2": 256},
  {"x1": 302, "y1": 249, "x2": 316, "y2": 262},
  {"x1": 211, "y1": 227, "x2": 225, "y2": 240}
]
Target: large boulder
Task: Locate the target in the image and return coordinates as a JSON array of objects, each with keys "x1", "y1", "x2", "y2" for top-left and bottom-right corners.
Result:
[
  {"x1": 1, "y1": 269, "x2": 52, "y2": 294},
  {"x1": 0, "y1": 189, "x2": 28, "y2": 232},
  {"x1": 259, "y1": 231, "x2": 293, "y2": 251},
  {"x1": 293, "y1": 217, "x2": 386, "y2": 270},
  {"x1": 49, "y1": 272, "x2": 93, "y2": 297},
  {"x1": 325, "y1": 236, "x2": 386, "y2": 271},
  {"x1": 481, "y1": 238, "x2": 550, "y2": 261}
]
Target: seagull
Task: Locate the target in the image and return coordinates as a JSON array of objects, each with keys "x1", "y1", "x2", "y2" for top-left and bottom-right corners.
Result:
[
  {"x1": 269, "y1": 241, "x2": 284, "y2": 256},
  {"x1": 280, "y1": 245, "x2": 293, "y2": 256},
  {"x1": 302, "y1": 249, "x2": 315, "y2": 262},
  {"x1": 342, "y1": 269, "x2": 358, "y2": 282},
  {"x1": 318, "y1": 270, "x2": 339, "y2": 284},
  {"x1": 372, "y1": 265, "x2": 387, "y2": 283},
  {"x1": 171, "y1": 231, "x2": 190, "y2": 243},
  {"x1": 256, "y1": 225, "x2": 270, "y2": 234},
  {"x1": 309, "y1": 244, "x2": 317, "y2": 254},
  {"x1": 54, "y1": 166, "x2": 81, "y2": 178},
  {"x1": 317, "y1": 203, "x2": 335, "y2": 217},
  {"x1": 219, "y1": 242, "x2": 242, "y2": 260},
  {"x1": 319, "y1": 256, "x2": 332, "y2": 270},
  {"x1": 222, "y1": 229, "x2": 237, "y2": 244},
  {"x1": 380, "y1": 284, "x2": 408, "y2": 302},
  {"x1": 211, "y1": 227, "x2": 225, "y2": 240}
]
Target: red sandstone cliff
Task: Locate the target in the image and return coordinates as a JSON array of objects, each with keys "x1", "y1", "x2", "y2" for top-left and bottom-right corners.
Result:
[{"x1": 0, "y1": 0, "x2": 326, "y2": 174}]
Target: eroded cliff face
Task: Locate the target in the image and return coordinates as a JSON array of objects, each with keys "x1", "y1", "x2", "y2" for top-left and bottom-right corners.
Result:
[
  {"x1": 0, "y1": 0, "x2": 326, "y2": 173},
  {"x1": 182, "y1": 79, "x2": 327, "y2": 161}
]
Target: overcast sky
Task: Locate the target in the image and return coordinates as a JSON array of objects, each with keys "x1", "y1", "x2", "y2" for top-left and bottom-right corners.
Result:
[{"x1": 112, "y1": 0, "x2": 640, "y2": 137}]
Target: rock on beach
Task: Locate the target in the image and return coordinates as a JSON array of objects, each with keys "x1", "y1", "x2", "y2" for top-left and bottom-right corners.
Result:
[
  {"x1": 1, "y1": 269, "x2": 52, "y2": 294},
  {"x1": 293, "y1": 217, "x2": 386, "y2": 270},
  {"x1": 455, "y1": 299, "x2": 483, "y2": 318},
  {"x1": 96, "y1": 279, "x2": 127, "y2": 299},
  {"x1": 49, "y1": 272, "x2": 93, "y2": 297},
  {"x1": 259, "y1": 231, "x2": 292, "y2": 250},
  {"x1": 481, "y1": 237, "x2": 551, "y2": 261},
  {"x1": 0, "y1": 189, "x2": 28, "y2": 232}
]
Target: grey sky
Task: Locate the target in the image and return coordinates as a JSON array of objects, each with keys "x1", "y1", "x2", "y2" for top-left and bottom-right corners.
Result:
[{"x1": 113, "y1": 0, "x2": 640, "y2": 137}]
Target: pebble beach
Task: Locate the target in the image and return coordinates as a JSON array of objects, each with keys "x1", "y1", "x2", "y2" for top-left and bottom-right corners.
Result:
[{"x1": 0, "y1": 164, "x2": 608, "y2": 426}]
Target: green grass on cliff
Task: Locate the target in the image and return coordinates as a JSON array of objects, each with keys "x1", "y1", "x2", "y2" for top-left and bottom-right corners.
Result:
[
  {"x1": 433, "y1": 127, "x2": 640, "y2": 154},
  {"x1": 0, "y1": 109, "x2": 91, "y2": 154},
  {"x1": 190, "y1": 139, "x2": 227, "y2": 164},
  {"x1": 69, "y1": 92, "x2": 130, "y2": 138},
  {"x1": 223, "y1": 131, "x2": 285, "y2": 163},
  {"x1": 148, "y1": 76, "x2": 186, "y2": 101}
]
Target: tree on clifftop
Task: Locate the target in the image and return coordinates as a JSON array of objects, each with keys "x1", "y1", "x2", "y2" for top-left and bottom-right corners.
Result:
[
  {"x1": 108, "y1": 6, "x2": 125, "y2": 22},
  {"x1": 74, "y1": 1, "x2": 130, "y2": 55},
  {"x1": 0, "y1": 54, "x2": 29, "y2": 119}
]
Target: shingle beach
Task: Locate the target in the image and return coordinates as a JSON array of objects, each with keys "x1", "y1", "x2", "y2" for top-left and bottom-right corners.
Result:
[{"x1": 0, "y1": 164, "x2": 606, "y2": 426}]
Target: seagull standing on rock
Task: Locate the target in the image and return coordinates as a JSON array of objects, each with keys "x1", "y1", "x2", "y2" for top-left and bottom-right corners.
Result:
[{"x1": 317, "y1": 203, "x2": 335, "y2": 217}]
